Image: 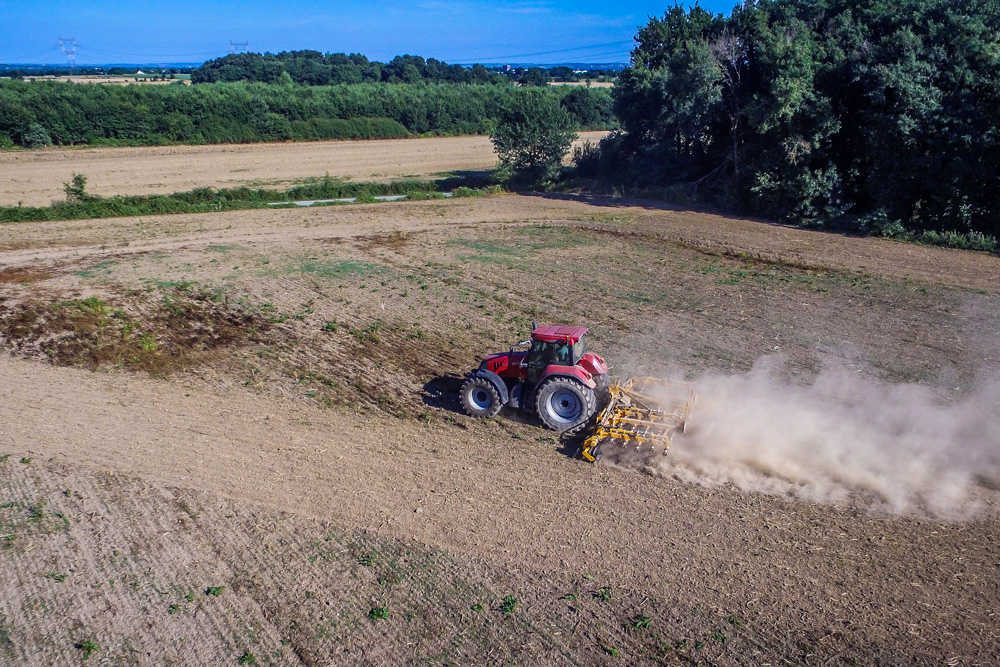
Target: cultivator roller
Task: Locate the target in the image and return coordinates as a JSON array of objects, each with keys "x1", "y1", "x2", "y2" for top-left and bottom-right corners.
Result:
[{"x1": 579, "y1": 377, "x2": 695, "y2": 463}]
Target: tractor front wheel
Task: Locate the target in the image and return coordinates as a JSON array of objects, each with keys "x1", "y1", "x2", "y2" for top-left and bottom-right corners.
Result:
[
  {"x1": 535, "y1": 377, "x2": 596, "y2": 433},
  {"x1": 460, "y1": 376, "x2": 503, "y2": 418}
]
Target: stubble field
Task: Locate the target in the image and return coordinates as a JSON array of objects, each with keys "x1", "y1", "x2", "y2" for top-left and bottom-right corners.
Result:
[
  {"x1": 0, "y1": 131, "x2": 608, "y2": 207},
  {"x1": 1, "y1": 138, "x2": 998, "y2": 665}
]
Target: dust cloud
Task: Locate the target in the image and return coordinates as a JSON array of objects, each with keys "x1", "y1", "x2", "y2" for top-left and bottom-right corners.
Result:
[{"x1": 646, "y1": 357, "x2": 999, "y2": 517}]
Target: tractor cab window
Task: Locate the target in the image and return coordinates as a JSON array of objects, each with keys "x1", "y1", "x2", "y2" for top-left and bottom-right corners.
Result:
[
  {"x1": 529, "y1": 339, "x2": 573, "y2": 366},
  {"x1": 526, "y1": 339, "x2": 549, "y2": 383},
  {"x1": 527, "y1": 338, "x2": 578, "y2": 383},
  {"x1": 572, "y1": 337, "x2": 586, "y2": 364}
]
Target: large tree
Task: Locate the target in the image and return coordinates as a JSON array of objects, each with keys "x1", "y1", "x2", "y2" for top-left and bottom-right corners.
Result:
[
  {"x1": 491, "y1": 88, "x2": 578, "y2": 185},
  {"x1": 608, "y1": 0, "x2": 1000, "y2": 237}
]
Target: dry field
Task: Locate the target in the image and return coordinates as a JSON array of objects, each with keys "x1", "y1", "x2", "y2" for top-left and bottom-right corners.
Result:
[
  {"x1": 4, "y1": 75, "x2": 179, "y2": 85},
  {"x1": 548, "y1": 81, "x2": 615, "y2": 87},
  {"x1": 1, "y1": 180, "x2": 999, "y2": 663},
  {"x1": 0, "y1": 132, "x2": 608, "y2": 207}
]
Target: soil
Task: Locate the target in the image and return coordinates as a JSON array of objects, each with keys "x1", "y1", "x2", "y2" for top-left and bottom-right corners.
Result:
[
  {"x1": 1, "y1": 191, "x2": 998, "y2": 664},
  {"x1": 0, "y1": 132, "x2": 608, "y2": 207}
]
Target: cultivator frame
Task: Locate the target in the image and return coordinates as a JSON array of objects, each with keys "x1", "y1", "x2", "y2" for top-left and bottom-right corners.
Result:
[{"x1": 579, "y1": 377, "x2": 694, "y2": 463}]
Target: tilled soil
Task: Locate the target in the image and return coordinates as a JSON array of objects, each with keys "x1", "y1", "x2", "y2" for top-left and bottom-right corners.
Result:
[
  {"x1": 1, "y1": 194, "x2": 998, "y2": 664},
  {"x1": 0, "y1": 132, "x2": 608, "y2": 207}
]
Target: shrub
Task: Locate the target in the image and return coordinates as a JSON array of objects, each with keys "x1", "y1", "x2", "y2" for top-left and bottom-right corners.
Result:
[
  {"x1": 63, "y1": 173, "x2": 93, "y2": 202},
  {"x1": 23, "y1": 122, "x2": 51, "y2": 148},
  {"x1": 491, "y1": 88, "x2": 577, "y2": 186}
]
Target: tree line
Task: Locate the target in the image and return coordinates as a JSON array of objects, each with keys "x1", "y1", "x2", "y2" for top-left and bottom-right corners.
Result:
[
  {"x1": 190, "y1": 51, "x2": 620, "y2": 87},
  {"x1": 578, "y1": 0, "x2": 1000, "y2": 239},
  {"x1": 192, "y1": 52, "x2": 504, "y2": 85},
  {"x1": 0, "y1": 80, "x2": 613, "y2": 148}
]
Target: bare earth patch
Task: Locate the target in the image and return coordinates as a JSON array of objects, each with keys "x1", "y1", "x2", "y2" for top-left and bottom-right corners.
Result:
[{"x1": 1, "y1": 193, "x2": 998, "y2": 664}]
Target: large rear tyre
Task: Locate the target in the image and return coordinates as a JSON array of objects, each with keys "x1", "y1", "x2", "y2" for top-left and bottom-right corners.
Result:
[
  {"x1": 460, "y1": 376, "x2": 503, "y2": 418},
  {"x1": 594, "y1": 372, "x2": 610, "y2": 404},
  {"x1": 535, "y1": 377, "x2": 597, "y2": 433}
]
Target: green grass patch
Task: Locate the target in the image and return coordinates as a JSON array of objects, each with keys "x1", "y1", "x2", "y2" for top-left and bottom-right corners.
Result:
[
  {"x1": 911, "y1": 228, "x2": 998, "y2": 253},
  {"x1": 0, "y1": 175, "x2": 498, "y2": 224},
  {"x1": 513, "y1": 224, "x2": 593, "y2": 250},
  {"x1": 451, "y1": 225, "x2": 592, "y2": 266},
  {"x1": 291, "y1": 259, "x2": 384, "y2": 279},
  {"x1": 74, "y1": 260, "x2": 117, "y2": 279},
  {"x1": 453, "y1": 240, "x2": 524, "y2": 256}
]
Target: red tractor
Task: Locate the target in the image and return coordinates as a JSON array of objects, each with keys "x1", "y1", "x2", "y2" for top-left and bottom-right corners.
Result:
[{"x1": 459, "y1": 324, "x2": 609, "y2": 432}]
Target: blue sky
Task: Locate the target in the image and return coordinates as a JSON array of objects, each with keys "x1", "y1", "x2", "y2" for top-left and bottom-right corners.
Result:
[{"x1": 1, "y1": 1, "x2": 737, "y2": 65}]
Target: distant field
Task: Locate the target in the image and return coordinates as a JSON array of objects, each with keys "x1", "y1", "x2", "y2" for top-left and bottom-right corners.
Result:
[
  {"x1": 549, "y1": 80, "x2": 614, "y2": 87},
  {"x1": 7, "y1": 74, "x2": 182, "y2": 85},
  {"x1": 0, "y1": 131, "x2": 608, "y2": 206}
]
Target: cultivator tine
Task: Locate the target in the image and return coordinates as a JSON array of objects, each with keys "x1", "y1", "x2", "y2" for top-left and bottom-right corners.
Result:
[{"x1": 579, "y1": 377, "x2": 694, "y2": 463}]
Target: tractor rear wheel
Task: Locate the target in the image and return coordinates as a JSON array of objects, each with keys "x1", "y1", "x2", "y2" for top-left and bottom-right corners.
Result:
[
  {"x1": 594, "y1": 372, "x2": 610, "y2": 403},
  {"x1": 535, "y1": 377, "x2": 596, "y2": 433},
  {"x1": 460, "y1": 376, "x2": 503, "y2": 418}
]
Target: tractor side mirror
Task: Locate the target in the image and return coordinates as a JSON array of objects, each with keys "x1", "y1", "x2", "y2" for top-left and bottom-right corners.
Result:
[{"x1": 531, "y1": 321, "x2": 538, "y2": 332}]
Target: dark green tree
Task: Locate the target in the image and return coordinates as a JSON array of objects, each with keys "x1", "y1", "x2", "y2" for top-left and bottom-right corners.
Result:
[
  {"x1": 602, "y1": 0, "x2": 1000, "y2": 237},
  {"x1": 518, "y1": 68, "x2": 550, "y2": 87},
  {"x1": 490, "y1": 88, "x2": 577, "y2": 184},
  {"x1": 23, "y1": 122, "x2": 52, "y2": 147}
]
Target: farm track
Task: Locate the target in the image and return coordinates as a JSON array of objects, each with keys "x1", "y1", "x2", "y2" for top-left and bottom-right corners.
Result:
[
  {"x1": 0, "y1": 132, "x2": 608, "y2": 207},
  {"x1": 1, "y1": 193, "x2": 999, "y2": 664}
]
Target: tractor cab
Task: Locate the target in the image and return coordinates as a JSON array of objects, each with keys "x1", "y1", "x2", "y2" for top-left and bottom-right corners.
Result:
[{"x1": 525, "y1": 325, "x2": 588, "y2": 383}]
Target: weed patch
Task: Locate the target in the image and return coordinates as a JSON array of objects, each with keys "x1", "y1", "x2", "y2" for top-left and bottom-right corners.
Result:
[
  {"x1": 593, "y1": 587, "x2": 612, "y2": 602},
  {"x1": 0, "y1": 288, "x2": 269, "y2": 375},
  {"x1": 629, "y1": 614, "x2": 651, "y2": 630},
  {"x1": 368, "y1": 606, "x2": 390, "y2": 621},
  {"x1": 74, "y1": 640, "x2": 98, "y2": 660}
]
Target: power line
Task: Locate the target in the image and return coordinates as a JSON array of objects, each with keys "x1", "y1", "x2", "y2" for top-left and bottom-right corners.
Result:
[
  {"x1": 457, "y1": 39, "x2": 633, "y2": 63},
  {"x1": 75, "y1": 46, "x2": 224, "y2": 62}
]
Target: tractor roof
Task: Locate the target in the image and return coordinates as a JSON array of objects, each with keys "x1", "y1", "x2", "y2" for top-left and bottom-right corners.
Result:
[{"x1": 532, "y1": 324, "x2": 588, "y2": 343}]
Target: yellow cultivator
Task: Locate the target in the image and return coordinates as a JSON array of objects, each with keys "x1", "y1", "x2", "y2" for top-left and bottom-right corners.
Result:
[{"x1": 580, "y1": 377, "x2": 695, "y2": 463}]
